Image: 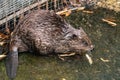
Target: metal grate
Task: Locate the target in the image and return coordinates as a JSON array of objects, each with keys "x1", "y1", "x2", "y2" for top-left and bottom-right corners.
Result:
[
  {"x1": 0, "y1": 0, "x2": 99, "y2": 29},
  {"x1": 0, "y1": 0, "x2": 73, "y2": 30},
  {"x1": 0, "y1": 0, "x2": 39, "y2": 20}
]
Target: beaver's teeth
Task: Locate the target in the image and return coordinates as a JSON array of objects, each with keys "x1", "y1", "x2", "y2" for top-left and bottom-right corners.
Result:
[{"x1": 85, "y1": 54, "x2": 93, "y2": 65}]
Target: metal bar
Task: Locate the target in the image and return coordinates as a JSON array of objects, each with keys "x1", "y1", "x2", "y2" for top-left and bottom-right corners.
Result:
[
  {"x1": 0, "y1": 0, "x2": 48, "y2": 26},
  {"x1": 46, "y1": 1, "x2": 48, "y2": 10},
  {"x1": 13, "y1": 3, "x2": 16, "y2": 28},
  {"x1": 28, "y1": 0, "x2": 31, "y2": 13},
  {"x1": 54, "y1": 0, "x2": 57, "y2": 11},
  {"x1": 37, "y1": 0, "x2": 41, "y2": 9}
]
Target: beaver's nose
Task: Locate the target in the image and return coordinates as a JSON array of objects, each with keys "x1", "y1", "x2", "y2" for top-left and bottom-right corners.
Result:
[{"x1": 90, "y1": 45, "x2": 94, "y2": 52}]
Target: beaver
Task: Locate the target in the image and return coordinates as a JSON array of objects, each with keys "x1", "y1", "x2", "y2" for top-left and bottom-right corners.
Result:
[{"x1": 5, "y1": 10, "x2": 94, "y2": 79}]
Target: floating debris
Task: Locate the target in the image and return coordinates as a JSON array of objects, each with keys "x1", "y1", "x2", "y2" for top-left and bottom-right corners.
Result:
[
  {"x1": 58, "y1": 53, "x2": 76, "y2": 61},
  {"x1": 0, "y1": 41, "x2": 6, "y2": 46},
  {"x1": 0, "y1": 32, "x2": 9, "y2": 61},
  {"x1": 58, "y1": 52, "x2": 93, "y2": 64},
  {"x1": 100, "y1": 58, "x2": 110, "y2": 62},
  {"x1": 62, "y1": 78, "x2": 66, "y2": 80},
  {"x1": 56, "y1": 7, "x2": 85, "y2": 16},
  {"x1": 82, "y1": 10, "x2": 94, "y2": 14},
  {"x1": 0, "y1": 33, "x2": 9, "y2": 40},
  {"x1": 59, "y1": 53, "x2": 76, "y2": 57},
  {"x1": 0, "y1": 54, "x2": 6, "y2": 60},
  {"x1": 85, "y1": 54, "x2": 93, "y2": 65},
  {"x1": 102, "y1": 18, "x2": 117, "y2": 26},
  {"x1": 104, "y1": 17, "x2": 116, "y2": 22}
]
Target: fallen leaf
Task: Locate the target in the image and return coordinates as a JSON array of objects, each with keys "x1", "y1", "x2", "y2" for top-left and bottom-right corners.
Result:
[{"x1": 0, "y1": 33, "x2": 9, "y2": 39}]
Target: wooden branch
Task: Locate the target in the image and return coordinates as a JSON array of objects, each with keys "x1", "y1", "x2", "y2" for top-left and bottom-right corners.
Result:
[
  {"x1": 102, "y1": 18, "x2": 117, "y2": 26},
  {"x1": 56, "y1": 7, "x2": 85, "y2": 15},
  {"x1": 82, "y1": 10, "x2": 94, "y2": 14},
  {"x1": 85, "y1": 54, "x2": 93, "y2": 65},
  {"x1": 0, "y1": 54, "x2": 6, "y2": 60},
  {"x1": 59, "y1": 53, "x2": 76, "y2": 57}
]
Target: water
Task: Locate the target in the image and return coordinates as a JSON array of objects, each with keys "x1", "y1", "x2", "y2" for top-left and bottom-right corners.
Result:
[{"x1": 0, "y1": 8, "x2": 120, "y2": 80}]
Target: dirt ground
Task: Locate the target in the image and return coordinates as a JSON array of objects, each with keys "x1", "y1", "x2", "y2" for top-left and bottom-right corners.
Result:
[{"x1": 96, "y1": 0, "x2": 120, "y2": 12}]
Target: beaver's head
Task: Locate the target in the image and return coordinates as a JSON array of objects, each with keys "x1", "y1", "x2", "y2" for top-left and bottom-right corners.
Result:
[{"x1": 54, "y1": 24, "x2": 94, "y2": 55}]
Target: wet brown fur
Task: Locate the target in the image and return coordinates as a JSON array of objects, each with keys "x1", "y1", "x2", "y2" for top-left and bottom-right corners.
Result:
[{"x1": 10, "y1": 10, "x2": 93, "y2": 55}]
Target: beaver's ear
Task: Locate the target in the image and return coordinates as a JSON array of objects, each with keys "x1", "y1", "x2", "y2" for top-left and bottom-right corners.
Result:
[
  {"x1": 79, "y1": 27, "x2": 85, "y2": 33},
  {"x1": 64, "y1": 32, "x2": 78, "y2": 40},
  {"x1": 79, "y1": 27, "x2": 87, "y2": 36},
  {"x1": 5, "y1": 46, "x2": 18, "y2": 79}
]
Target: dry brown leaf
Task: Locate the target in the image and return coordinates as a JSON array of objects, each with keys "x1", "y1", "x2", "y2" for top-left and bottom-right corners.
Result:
[
  {"x1": 0, "y1": 33, "x2": 9, "y2": 39},
  {"x1": 5, "y1": 27, "x2": 10, "y2": 34}
]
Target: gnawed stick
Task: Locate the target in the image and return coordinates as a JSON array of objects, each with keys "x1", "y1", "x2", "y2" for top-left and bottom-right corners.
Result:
[
  {"x1": 58, "y1": 53, "x2": 76, "y2": 61},
  {"x1": 102, "y1": 18, "x2": 117, "y2": 26},
  {"x1": 0, "y1": 41, "x2": 6, "y2": 46},
  {"x1": 0, "y1": 54, "x2": 7, "y2": 60},
  {"x1": 85, "y1": 54, "x2": 93, "y2": 65},
  {"x1": 0, "y1": 51, "x2": 8, "y2": 61},
  {"x1": 56, "y1": 7, "x2": 85, "y2": 16},
  {"x1": 59, "y1": 53, "x2": 76, "y2": 57},
  {"x1": 100, "y1": 58, "x2": 110, "y2": 62},
  {"x1": 82, "y1": 10, "x2": 94, "y2": 14}
]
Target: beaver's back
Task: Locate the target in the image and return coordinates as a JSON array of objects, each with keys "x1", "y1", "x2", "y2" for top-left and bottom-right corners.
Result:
[
  {"x1": 11, "y1": 10, "x2": 68, "y2": 54},
  {"x1": 13, "y1": 10, "x2": 66, "y2": 37}
]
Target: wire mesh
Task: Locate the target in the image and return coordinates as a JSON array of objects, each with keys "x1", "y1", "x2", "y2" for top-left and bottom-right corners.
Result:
[
  {"x1": 0, "y1": 0, "x2": 99, "y2": 31},
  {"x1": 0, "y1": 0, "x2": 37, "y2": 19},
  {"x1": 0, "y1": 0, "x2": 71, "y2": 28}
]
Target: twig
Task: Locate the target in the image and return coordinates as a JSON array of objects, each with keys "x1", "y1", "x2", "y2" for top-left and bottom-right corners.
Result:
[
  {"x1": 100, "y1": 58, "x2": 110, "y2": 62},
  {"x1": 85, "y1": 54, "x2": 93, "y2": 65},
  {"x1": 102, "y1": 18, "x2": 117, "y2": 26},
  {"x1": 56, "y1": 7, "x2": 85, "y2": 15},
  {"x1": 82, "y1": 10, "x2": 93, "y2": 14},
  {"x1": 0, "y1": 54, "x2": 6, "y2": 60},
  {"x1": 59, "y1": 53, "x2": 76, "y2": 57}
]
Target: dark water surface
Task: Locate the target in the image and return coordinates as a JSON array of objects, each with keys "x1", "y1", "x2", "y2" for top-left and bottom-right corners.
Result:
[{"x1": 0, "y1": 8, "x2": 120, "y2": 80}]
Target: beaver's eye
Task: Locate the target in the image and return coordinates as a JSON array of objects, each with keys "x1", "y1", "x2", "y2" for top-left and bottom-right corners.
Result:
[
  {"x1": 71, "y1": 34, "x2": 77, "y2": 39},
  {"x1": 82, "y1": 40, "x2": 88, "y2": 46},
  {"x1": 65, "y1": 33, "x2": 78, "y2": 40}
]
